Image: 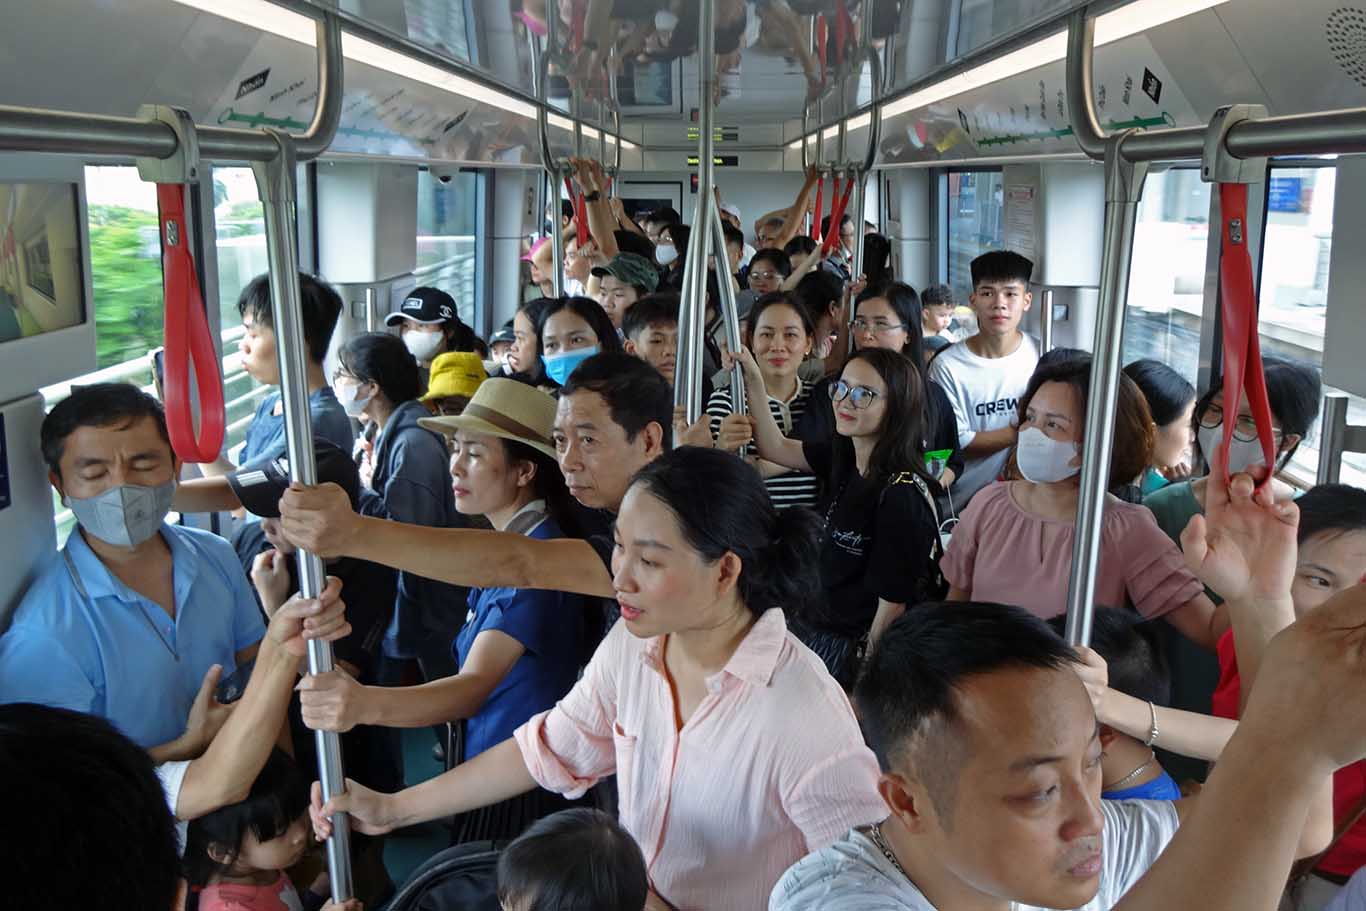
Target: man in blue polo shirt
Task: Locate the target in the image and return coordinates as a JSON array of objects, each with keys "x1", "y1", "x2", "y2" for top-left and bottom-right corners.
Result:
[{"x1": 0, "y1": 383, "x2": 264, "y2": 754}]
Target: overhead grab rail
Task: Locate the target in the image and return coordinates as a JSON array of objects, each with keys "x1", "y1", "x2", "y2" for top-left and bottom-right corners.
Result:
[{"x1": 0, "y1": 12, "x2": 357, "y2": 903}]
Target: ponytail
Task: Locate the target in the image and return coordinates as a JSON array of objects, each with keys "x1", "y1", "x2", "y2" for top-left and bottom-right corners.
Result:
[{"x1": 628, "y1": 448, "x2": 821, "y2": 617}]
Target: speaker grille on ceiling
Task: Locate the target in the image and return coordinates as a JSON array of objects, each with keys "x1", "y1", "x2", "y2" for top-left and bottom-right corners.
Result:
[{"x1": 1327, "y1": 7, "x2": 1366, "y2": 87}]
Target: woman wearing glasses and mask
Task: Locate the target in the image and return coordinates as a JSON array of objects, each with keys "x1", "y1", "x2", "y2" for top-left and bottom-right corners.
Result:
[
  {"x1": 801, "y1": 282, "x2": 963, "y2": 490},
  {"x1": 718, "y1": 346, "x2": 945, "y2": 688}
]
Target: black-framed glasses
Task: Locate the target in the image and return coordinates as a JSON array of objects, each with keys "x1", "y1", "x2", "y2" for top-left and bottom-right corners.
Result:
[
  {"x1": 1199, "y1": 403, "x2": 1282, "y2": 444},
  {"x1": 829, "y1": 379, "x2": 881, "y2": 409},
  {"x1": 851, "y1": 318, "x2": 907, "y2": 335}
]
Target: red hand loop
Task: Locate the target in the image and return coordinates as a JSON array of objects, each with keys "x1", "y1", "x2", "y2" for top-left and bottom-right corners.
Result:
[
  {"x1": 1217, "y1": 182, "x2": 1277, "y2": 490},
  {"x1": 157, "y1": 183, "x2": 226, "y2": 463},
  {"x1": 565, "y1": 177, "x2": 590, "y2": 248},
  {"x1": 820, "y1": 177, "x2": 856, "y2": 256}
]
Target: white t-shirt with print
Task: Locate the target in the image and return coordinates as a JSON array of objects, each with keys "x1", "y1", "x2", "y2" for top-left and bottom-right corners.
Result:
[
  {"x1": 769, "y1": 799, "x2": 1180, "y2": 911},
  {"x1": 157, "y1": 760, "x2": 191, "y2": 854},
  {"x1": 928, "y1": 333, "x2": 1039, "y2": 506}
]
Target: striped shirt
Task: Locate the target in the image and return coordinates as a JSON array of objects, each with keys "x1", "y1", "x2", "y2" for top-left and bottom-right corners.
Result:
[{"x1": 707, "y1": 379, "x2": 822, "y2": 509}]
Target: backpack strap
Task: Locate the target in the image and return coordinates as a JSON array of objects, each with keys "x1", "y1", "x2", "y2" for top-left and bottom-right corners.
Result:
[{"x1": 885, "y1": 471, "x2": 944, "y2": 563}]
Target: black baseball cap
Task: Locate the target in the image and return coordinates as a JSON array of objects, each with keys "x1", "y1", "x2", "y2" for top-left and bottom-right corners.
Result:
[
  {"x1": 227, "y1": 439, "x2": 361, "y2": 519},
  {"x1": 385, "y1": 286, "x2": 457, "y2": 326}
]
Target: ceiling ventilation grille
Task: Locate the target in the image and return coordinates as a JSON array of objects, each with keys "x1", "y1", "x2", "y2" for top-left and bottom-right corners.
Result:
[{"x1": 1327, "y1": 7, "x2": 1366, "y2": 87}]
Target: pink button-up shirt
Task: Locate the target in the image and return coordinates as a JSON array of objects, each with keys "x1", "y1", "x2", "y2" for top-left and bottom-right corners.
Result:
[{"x1": 514, "y1": 608, "x2": 885, "y2": 911}]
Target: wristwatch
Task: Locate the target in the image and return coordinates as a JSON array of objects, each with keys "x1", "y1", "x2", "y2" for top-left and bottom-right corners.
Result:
[{"x1": 584, "y1": 191, "x2": 602, "y2": 202}]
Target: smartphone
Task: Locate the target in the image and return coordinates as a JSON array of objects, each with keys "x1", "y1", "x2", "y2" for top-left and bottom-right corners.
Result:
[
  {"x1": 214, "y1": 657, "x2": 255, "y2": 705},
  {"x1": 150, "y1": 347, "x2": 166, "y2": 401}
]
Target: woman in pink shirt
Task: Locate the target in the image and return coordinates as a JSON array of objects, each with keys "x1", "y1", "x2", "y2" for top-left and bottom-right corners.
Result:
[
  {"x1": 943, "y1": 357, "x2": 1225, "y2": 649},
  {"x1": 310, "y1": 447, "x2": 885, "y2": 910}
]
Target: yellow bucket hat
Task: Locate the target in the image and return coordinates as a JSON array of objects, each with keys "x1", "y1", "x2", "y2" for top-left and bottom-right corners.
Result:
[{"x1": 421, "y1": 351, "x2": 487, "y2": 403}]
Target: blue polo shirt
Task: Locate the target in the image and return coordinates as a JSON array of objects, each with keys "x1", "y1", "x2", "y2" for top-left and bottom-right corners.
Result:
[
  {"x1": 0, "y1": 523, "x2": 265, "y2": 748},
  {"x1": 239, "y1": 387, "x2": 355, "y2": 470},
  {"x1": 453, "y1": 516, "x2": 586, "y2": 759}
]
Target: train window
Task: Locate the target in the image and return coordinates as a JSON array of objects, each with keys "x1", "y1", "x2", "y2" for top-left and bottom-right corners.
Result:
[
  {"x1": 953, "y1": 0, "x2": 1074, "y2": 57},
  {"x1": 212, "y1": 167, "x2": 269, "y2": 457},
  {"x1": 946, "y1": 170, "x2": 1005, "y2": 301},
  {"x1": 1122, "y1": 168, "x2": 1209, "y2": 382},
  {"x1": 416, "y1": 169, "x2": 479, "y2": 327},
  {"x1": 1255, "y1": 164, "x2": 1359, "y2": 484}
]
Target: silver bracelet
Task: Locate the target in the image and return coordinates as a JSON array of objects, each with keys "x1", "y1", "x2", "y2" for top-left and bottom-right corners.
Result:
[{"x1": 1144, "y1": 700, "x2": 1159, "y2": 747}]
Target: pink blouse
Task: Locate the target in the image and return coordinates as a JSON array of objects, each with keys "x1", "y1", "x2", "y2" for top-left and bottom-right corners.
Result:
[
  {"x1": 941, "y1": 481, "x2": 1204, "y2": 619},
  {"x1": 513, "y1": 608, "x2": 885, "y2": 911}
]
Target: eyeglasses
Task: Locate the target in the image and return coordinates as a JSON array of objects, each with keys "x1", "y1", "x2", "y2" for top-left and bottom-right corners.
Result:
[
  {"x1": 829, "y1": 379, "x2": 881, "y2": 409},
  {"x1": 1199, "y1": 403, "x2": 1282, "y2": 444},
  {"x1": 749, "y1": 270, "x2": 780, "y2": 282},
  {"x1": 851, "y1": 318, "x2": 906, "y2": 335}
]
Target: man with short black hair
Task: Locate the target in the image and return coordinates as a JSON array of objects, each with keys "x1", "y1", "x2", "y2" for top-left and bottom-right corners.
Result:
[
  {"x1": 0, "y1": 384, "x2": 264, "y2": 754},
  {"x1": 278, "y1": 352, "x2": 672, "y2": 603},
  {"x1": 928, "y1": 250, "x2": 1040, "y2": 506},
  {"x1": 174, "y1": 271, "x2": 354, "y2": 516}
]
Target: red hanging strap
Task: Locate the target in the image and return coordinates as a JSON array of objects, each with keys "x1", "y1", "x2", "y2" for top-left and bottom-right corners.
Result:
[
  {"x1": 1217, "y1": 182, "x2": 1277, "y2": 490},
  {"x1": 565, "y1": 177, "x2": 590, "y2": 248},
  {"x1": 820, "y1": 177, "x2": 856, "y2": 256},
  {"x1": 810, "y1": 175, "x2": 826, "y2": 241},
  {"x1": 157, "y1": 183, "x2": 225, "y2": 463}
]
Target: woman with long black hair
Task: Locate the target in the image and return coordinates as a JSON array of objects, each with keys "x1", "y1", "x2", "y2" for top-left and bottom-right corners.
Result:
[{"x1": 721, "y1": 345, "x2": 945, "y2": 686}]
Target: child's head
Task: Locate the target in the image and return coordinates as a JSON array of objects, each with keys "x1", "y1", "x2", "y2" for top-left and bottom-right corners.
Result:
[
  {"x1": 184, "y1": 749, "x2": 311, "y2": 886},
  {"x1": 622, "y1": 293, "x2": 681, "y2": 384},
  {"x1": 236, "y1": 272, "x2": 343, "y2": 385},
  {"x1": 921, "y1": 283, "x2": 956, "y2": 335},
  {"x1": 968, "y1": 250, "x2": 1033, "y2": 339},
  {"x1": 1291, "y1": 484, "x2": 1366, "y2": 618},
  {"x1": 1050, "y1": 608, "x2": 1170, "y2": 747},
  {"x1": 497, "y1": 809, "x2": 648, "y2": 911}
]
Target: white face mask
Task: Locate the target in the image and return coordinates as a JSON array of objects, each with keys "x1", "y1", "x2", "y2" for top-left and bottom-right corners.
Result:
[
  {"x1": 404, "y1": 330, "x2": 445, "y2": 363},
  {"x1": 656, "y1": 243, "x2": 678, "y2": 266},
  {"x1": 1016, "y1": 426, "x2": 1081, "y2": 484},
  {"x1": 1198, "y1": 425, "x2": 1269, "y2": 475},
  {"x1": 334, "y1": 380, "x2": 373, "y2": 418}
]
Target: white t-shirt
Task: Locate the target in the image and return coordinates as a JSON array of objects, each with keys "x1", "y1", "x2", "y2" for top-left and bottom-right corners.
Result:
[
  {"x1": 156, "y1": 760, "x2": 191, "y2": 854},
  {"x1": 927, "y1": 333, "x2": 1039, "y2": 506},
  {"x1": 770, "y1": 799, "x2": 1180, "y2": 911}
]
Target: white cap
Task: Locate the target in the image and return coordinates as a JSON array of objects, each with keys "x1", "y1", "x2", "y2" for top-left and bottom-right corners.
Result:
[{"x1": 720, "y1": 202, "x2": 741, "y2": 220}]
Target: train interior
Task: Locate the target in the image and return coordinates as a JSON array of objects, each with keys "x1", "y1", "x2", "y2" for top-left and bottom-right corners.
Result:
[{"x1": 5, "y1": 0, "x2": 1366, "y2": 906}]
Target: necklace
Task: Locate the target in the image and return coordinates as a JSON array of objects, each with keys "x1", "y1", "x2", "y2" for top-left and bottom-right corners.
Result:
[
  {"x1": 1104, "y1": 751, "x2": 1155, "y2": 792},
  {"x1": 869, "y1": 822, "x2": 1019, "y2": 911}
]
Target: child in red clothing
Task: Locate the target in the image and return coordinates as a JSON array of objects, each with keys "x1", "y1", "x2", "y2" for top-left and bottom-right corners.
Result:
[
  {"x1": 185, "y1": 749, "x2": 359, "y2": 911},
  {"x1": 1212, "y1": 484, "x2": 1366, "y2": 898}
]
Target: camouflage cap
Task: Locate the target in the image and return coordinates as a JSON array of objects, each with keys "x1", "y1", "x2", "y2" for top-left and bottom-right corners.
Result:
[{"x1": 591, "y1": 252, "x2": 659, "y2": 292}]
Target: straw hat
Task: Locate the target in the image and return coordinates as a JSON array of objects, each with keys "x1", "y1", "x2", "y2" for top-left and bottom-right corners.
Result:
[
  {"x1": 418, "y1": 378, "x2": 558, "y2": 459},
  {"x1": 421, "y1": 351, "x2": 487, "y2": 403}
]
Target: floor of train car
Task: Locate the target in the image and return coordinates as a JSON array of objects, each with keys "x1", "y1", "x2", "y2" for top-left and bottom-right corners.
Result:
[{"x1": 381, "y1": 727, "x2": 450, "y2": 906}]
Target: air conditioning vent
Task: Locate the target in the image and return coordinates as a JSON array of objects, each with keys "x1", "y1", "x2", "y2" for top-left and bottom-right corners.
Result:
[{"x1": 1327, "y1": 7, "x2": 1366, "y2": 87}]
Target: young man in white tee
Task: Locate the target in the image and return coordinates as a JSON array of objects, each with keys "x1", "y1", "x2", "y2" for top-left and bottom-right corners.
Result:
[{"x1": 928, "y1": 250, "x2": 1040, "y2": 506}]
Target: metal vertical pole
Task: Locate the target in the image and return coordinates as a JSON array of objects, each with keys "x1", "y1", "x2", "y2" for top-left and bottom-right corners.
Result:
[
  {"x1": 549, "y1": 169, "x2": 565, "y2": 297},
  {"x1": 709, "y1": 196, "x2": 746, "y2": 423},
  {"x1": 364, "y1": 286, "x2": 378, "y2": 333},
  {"x1": 251, "y1": 131, "x2": 353, "y2": 902},
  {"x1": 674, "y1": 0, "x2": 716, "y2": 426},
  {"x1": 849, "y1": 170, "x2": 868, "y2": 279},
  {"x1": 1318, "y1": 394, "x2": 1349, "y2": 485},
  {"x1": 1040, "y1": 288, "x2": 1054, "y2": 354},
  {"x1": 1063, "y1": 131, "x2": 1148, "y2": 649}
]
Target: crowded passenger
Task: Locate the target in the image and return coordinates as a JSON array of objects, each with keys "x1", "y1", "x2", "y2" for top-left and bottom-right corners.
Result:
[
  {"x1": 698, "y1": 291, "x2": 822, "y2": 510},
  {"x1": 800, "y1": 281, "x2": 963, "y2": 490},
  {"x1": 590, "y1": 251, "x2": 659, "y2": 330},
  {"x1": 920, "y1": 283, "x2": 959, "y2": 355},
  {"x1": 1123, "y1": 358, "x2": 1197, "y2": 496},
  {"x1": 173, "y1": 273, "x2": 353, "y2": 516},
  {"x1": 622, "y1": 292, "x2": 683, "y2": 385},
  {"x1": 507, "y1": 296, "x2": 555, "y2": 390},
  {"x1": 928, "y1": 250, "x2": 1041, "y2": 507},
  {"x1": 419, "y1": 350, "x2": 487, "y2": 417},
  {"x1": 539, "y1": 295, "x2": 624, "y2": 386},
  {"x1": 720, "y1": 345, "x2": 945, "y2": 685},
  {"x1": 496, "y1": 809, "x2": 648, "y2": 911},
  {"x1": 298, "y1": 379, "x2": 594, "y2": 843},
  {"x1": 309, "y1": 447, "x2": 886, "y2": 909},
  {"x1": 657, "y1": 221, "x2": 689, "y2": 289},
  {"x1": 332, "y1": 332, "x2": 466, "y2": 691},
  {"x1": 0, "y1": 383, "x2": 265, "y2": 753},
  {"x1": 382, "y1": 286, "x2": 479, "y2": 383},
  {"x1": 943, "y1": 356, "x2": 1228, "y2": 650}
]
